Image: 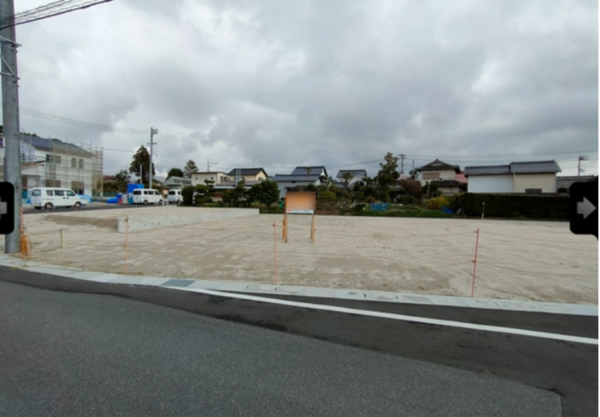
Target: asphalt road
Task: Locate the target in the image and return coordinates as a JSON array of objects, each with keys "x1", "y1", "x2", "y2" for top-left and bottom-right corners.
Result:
[{"x1": 0, "y1": 281, "x2": 560, "y2": 417}]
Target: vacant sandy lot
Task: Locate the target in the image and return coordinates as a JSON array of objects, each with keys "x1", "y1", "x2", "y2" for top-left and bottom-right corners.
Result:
[{"x1": 3, "y1": 206, "x2": 598, "y2": 304}]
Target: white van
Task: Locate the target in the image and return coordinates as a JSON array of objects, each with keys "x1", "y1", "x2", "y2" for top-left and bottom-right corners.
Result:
[
  {"x1": 167, "y1": 190, "x2": 182, "y2": 205},
  {"x1": 30, "y1": 187, "x2": 86, "y2": 210},
  {"x1": 132, "y1": 189, "x2": 164, "y2": 205}
]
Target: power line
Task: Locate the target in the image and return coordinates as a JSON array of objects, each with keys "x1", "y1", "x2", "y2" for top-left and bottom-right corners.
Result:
[
  {"x1": 12, "y1": 105, "x2": 148, "y2": 134},
  {"x1": 1, "y1": 0, "x2": 114, "y2": 30}
]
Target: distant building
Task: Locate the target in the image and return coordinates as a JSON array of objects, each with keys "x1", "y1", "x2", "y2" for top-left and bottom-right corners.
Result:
[
  {"x1": 272, "y1": 166, "x2": 328, "y2": 199},
  {"x1": 226, "y1": 168, "x2": 268, "y2": 183},
  {"x1": 164, "y1": 176, "x2": 192, "y2": 189},
  {"x1": 556, "y1": 175, "x2": 595, "y2": 191},
  {"x1": 464, "y1": 160, "x2": 561, "y2": 194},
  {"x1": 191, "y1": 171, "x2": 229, "y2": 186},
  {"x1": 0, "y1": 134, "x2": 104, "y2": 196}
]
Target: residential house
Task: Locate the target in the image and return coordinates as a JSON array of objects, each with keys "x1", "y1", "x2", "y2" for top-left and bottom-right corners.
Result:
[
  {"x1": 164, "y1": 176, "x2": 192, "y2": 190},
  {"x1": 556, "y1": 175, "x2": 596, "y2": 192},
  {"x1": 191, "y1": 171, "x2": 229, "y2": 186},
  {"x1": 226, "y1": 168, "x2": 268, "y2": 183},
  {"x1": 464, "y1": 160, "x2": 561, "y2": 194},
  {"x1": 415, "y1": 159, "x2": 465, "y2": 195},
  {"x1": 272, "y1": 166, "x2": 328, "y2": 199},
  {"x1": 0, "y1": 134, "x2": 103, "y2": 196},
  {"x1": 335, "y1": 169, "x2": 367, "y2": 189}
]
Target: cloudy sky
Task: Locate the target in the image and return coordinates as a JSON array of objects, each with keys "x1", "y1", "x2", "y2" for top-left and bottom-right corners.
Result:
[{"x1": 12, "y1": 0, "x2": 599, "y2": 178}]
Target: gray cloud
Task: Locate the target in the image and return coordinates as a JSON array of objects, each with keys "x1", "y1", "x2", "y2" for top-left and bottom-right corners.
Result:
[{"x1": 11, "y1": 0, "x2": 598, "y2": 177}]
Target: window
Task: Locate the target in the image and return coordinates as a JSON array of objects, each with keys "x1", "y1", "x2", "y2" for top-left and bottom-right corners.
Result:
[
  {"x1": 133, "y1": 190, "x2": 142, "y2": 195},
  {"x1": 78, "y1": 159, "x2": 84, "y2": 169},
  {"x1": 423, "y1": 173, "x2": 440, "y2": 180},
  {"x1": 54, "y1": 190, "x2": 65, "y2": 197},
  {"x1": 66, "y1": 190, "x2": 75, "y2": 197},
  {"x1": 46, "y1": 154, "x2": 61, "y2": 165},
  {"x1": 31, "y1": 190, "x2": 41, "y2": 197},
  {"x1": 71, "y1": 158, "x2": 77, "y2": 168},
  {"x1": 46, "y1": 190, "x2": 53, "y2": 196}
]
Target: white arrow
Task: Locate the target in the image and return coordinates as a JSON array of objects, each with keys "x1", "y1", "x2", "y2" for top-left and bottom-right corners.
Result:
[{"x1": 577, "y1": 197, "x2": 596, "y2": 219}]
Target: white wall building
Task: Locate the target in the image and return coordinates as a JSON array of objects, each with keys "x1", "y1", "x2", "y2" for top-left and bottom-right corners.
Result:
[
  {"x1": 464, "y1": 161, "x2": 561, "y2": 194},
  {"x1": 0, "y1": 134, "x2": 103, "y2": 196}
]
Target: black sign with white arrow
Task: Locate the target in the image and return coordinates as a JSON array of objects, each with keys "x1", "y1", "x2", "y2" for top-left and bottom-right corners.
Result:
[
  {"x1": 0, "y1": 182, "x2": 15, "y2": 235},
  {"x1": 570, "y1": 177, "x2": 598, "y2": 239}
]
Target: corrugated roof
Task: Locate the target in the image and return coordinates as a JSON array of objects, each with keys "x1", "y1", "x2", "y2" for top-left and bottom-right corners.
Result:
[
  {"x1": 509, "y1": 160, "x2": 561, "y2": 174},
  {"x1": 464, "y1": 165, "x2": 510, "y2": 176}
]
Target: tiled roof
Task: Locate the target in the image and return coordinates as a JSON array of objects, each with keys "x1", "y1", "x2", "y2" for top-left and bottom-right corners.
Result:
[
  {"x1": 464, "y1": 160, "x2": 562, "y2": 177},
  {"x1": 416, "y1": 159, "x2": 461, "y2": 173},
  {"x1": 291, "y1": 166, "x2": 328, "y2": 176},
  {"x1": 272, "y1": 174, "x2": 321, "y2": 182},
  {"x1": 226, "y1": 168, "x2": 267, "y2": 176},
  {"x1": 21, "y1": 134, "x2": 94, "y2": 158},
  {"x1": 464, "y1": 165, "x2": 510, "y2": 176},
  {"x1": 509, "y1": 160, "x2": 561, "y2": 174},
  {"x1": 336, "y1": 169, "x2": 367, "y2": 178}
]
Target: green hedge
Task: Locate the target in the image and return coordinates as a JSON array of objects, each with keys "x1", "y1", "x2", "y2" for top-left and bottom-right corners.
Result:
[{"x1": 452, "y1": 193, "x2": 569, "y2": 219}]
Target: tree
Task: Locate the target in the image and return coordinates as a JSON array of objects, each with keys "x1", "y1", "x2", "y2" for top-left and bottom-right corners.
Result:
[
  {"x1": 167, "y1": 167, "x2": 184, "y2": 179},
  {"x1": 114, "y1": 169, "x2": 130, "y2": 192},
  {"x1": 399, "y1": 178, "x2": 422, "y2": 201},
  {"x1": 194, "y1": 179, "x2": 216, "y2": 205},
  {"x1": 184, "y1": 160, "x2": 198, "y2": 178},
  {"x1": 317, "y1": 190, "x2": 337, "y2": 208},
  {"x1": 374, "y1": 152, "x2": 399, "y2": 202},
  {"x1": 129, "y1": 146, "x2": 154, "y2": 186},
  {"x1": 249, "y1": 180, "x2": 280, "y2": 208},
  {"x1": 341, "y1": 172, "x2": 353, "y2": 191},
  {"x1": 223, "y1": 179, "x2": 248, "y2": 207}
]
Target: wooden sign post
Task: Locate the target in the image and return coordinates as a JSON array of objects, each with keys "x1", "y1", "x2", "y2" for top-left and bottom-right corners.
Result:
[{"x1": 283, "y1": 192, "x2": 317, "y2": 244}]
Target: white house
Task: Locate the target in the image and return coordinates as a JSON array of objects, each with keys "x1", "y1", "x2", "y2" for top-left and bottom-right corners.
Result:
[
  {"x1": 272, "y1": 166, "x2": 328, "y2": 199},
  {"x1": 335, "y1": 169, "x2": 367, "y2": 188},
  {"x1": 464, "y1": 160, "x2": 561, "y2": 194},
  {"x1": 191, "y1": 171, "x2": 229, "y2": 186},
  {"x1": 164, "y1": 176, "x2": 192, "y2": 189}
]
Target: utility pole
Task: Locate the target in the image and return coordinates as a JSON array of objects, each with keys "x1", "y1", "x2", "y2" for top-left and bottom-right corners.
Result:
[
  {"x1": 412, "y1": 160, "x2": 415, "y2": 178},
  {"x1": 1, "y1": 0, "x2": 22, "y2": 254},
  {"x1": 148, "y1": 127, "x2": 158, "y2": 189},
  {"x1": 399, "y1": 154, "x2": 405, "y2": 175},
  {"x1": 578, "y1": 155, "x2": 588, "y2": 177},
  {"x1": 206, "y1": 160, "x2": 210, "y2": 172}
]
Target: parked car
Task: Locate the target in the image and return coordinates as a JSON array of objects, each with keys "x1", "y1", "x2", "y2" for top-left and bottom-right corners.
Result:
[
  {"x1": 132, "y1": 188, "x2": 164, "y2": 205},
  {"x1": 30, "y1": 187, "x2": 87, "y2": 210},
  {"x1": 167, "y1": 190, "x2": 182, "y2": 205}
]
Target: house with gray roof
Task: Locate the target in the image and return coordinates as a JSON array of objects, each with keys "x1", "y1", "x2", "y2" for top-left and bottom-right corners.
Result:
[
  {"x1": 464, "y1": 160, "x2": 561, "y2": 194},
  {"x1": 335, "y1": 169, "x2": 367, "y2": 188},
  {"x1": 272, "y1": 166, "x2": 328, "y2": 199}
]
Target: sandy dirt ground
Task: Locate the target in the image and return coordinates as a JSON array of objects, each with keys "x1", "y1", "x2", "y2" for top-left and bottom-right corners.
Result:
[{"x1": 2, "y1": 206, "x2": 597, "y2": 304}]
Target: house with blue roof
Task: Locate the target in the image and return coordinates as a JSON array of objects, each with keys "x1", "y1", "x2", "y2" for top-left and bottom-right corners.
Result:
[{"x1": 464, "y1": 160, "x2": 562, "y2": 194}]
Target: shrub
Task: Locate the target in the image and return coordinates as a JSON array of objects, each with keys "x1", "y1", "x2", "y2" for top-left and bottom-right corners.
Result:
[
  {"x1": 365, "y1": 196, "x2": 377, "y2": 204},
  {"x1": 317, "y1": 190, "x2": 337, "y2": 207},
  {"x1": 557, "y1": 187, "x2": 568, "y2": 194},
  {"x1": 453, "y1": 193, "x2": 569, "y2": 219},
  {"x1": 400, "y1": 194, "x2": 416, "y2": 205},
  {"x1": 425, "y1": 196, "x2": 449, "y2": 210},
  {"x1": 181, "y1": 186, "x2": 195, "y2": 206}
]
